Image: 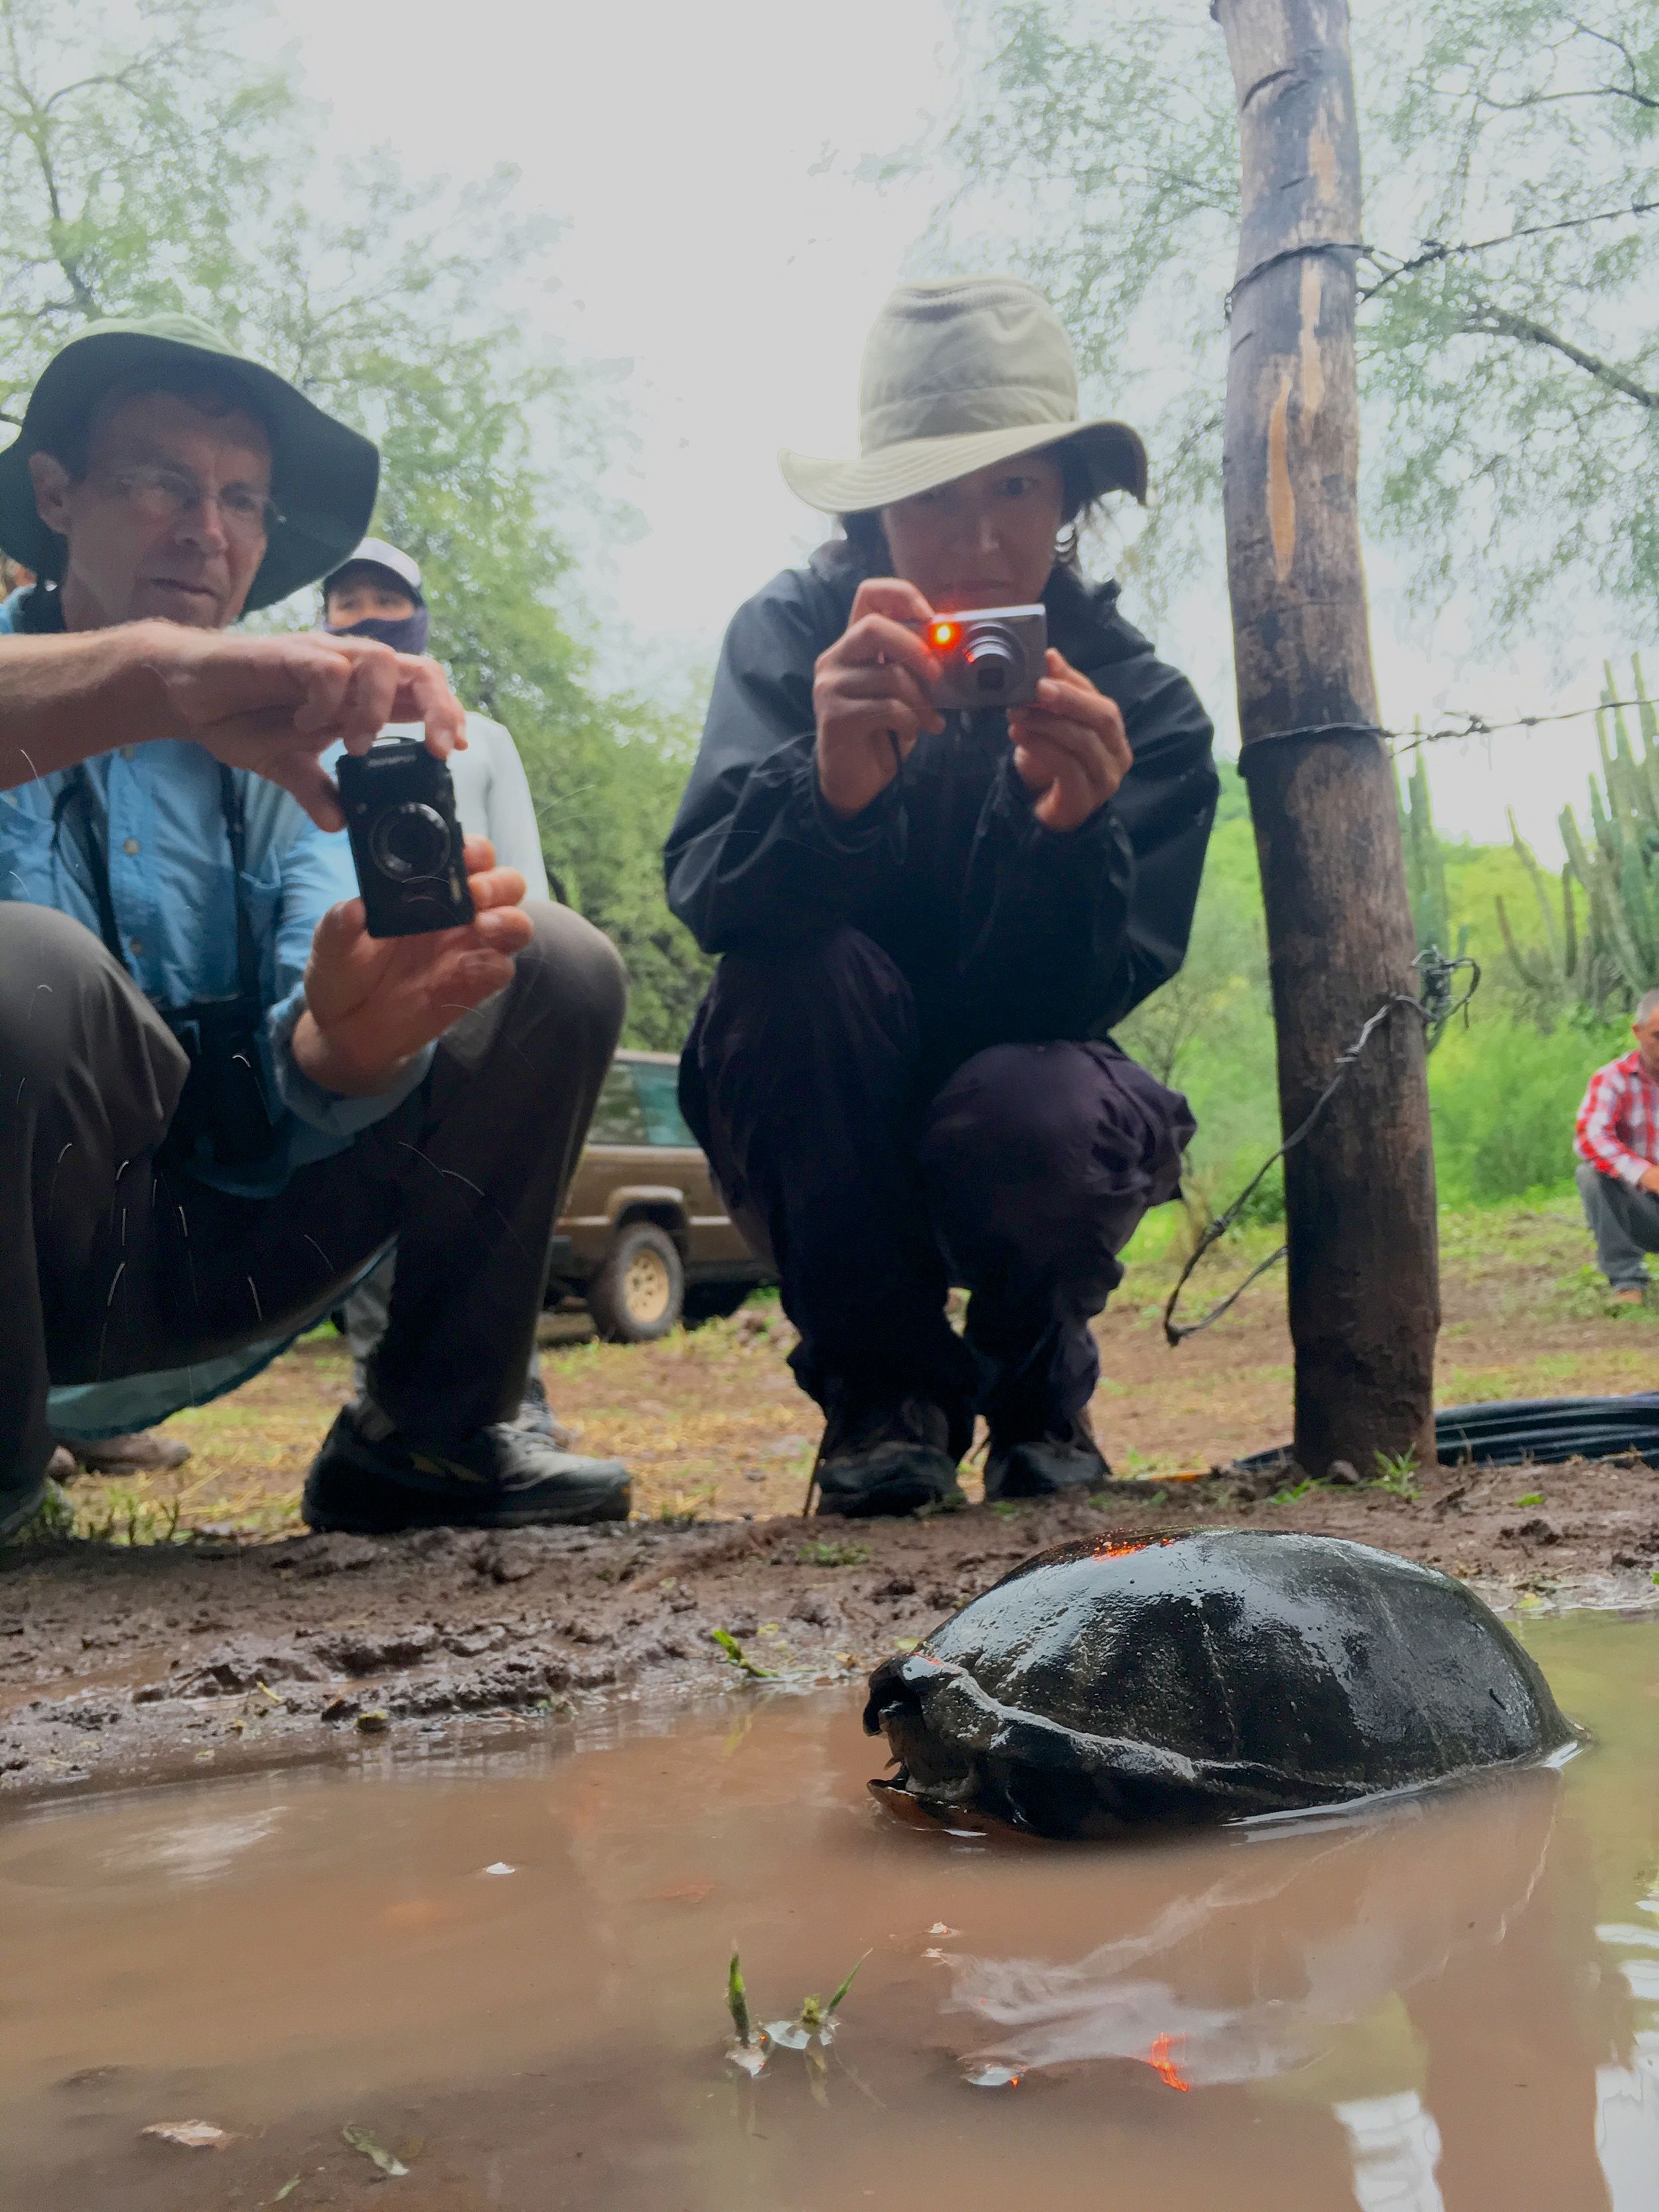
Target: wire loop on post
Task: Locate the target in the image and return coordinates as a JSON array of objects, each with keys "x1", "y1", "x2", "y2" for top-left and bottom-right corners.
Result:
[{"x1": 1161, "y1": 948, "x2": 1479, "y2": 1346}]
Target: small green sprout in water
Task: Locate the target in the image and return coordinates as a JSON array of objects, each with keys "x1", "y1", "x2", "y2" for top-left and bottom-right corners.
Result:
[
  {"x1": 1374, "y1": 1449, "x2": 1420, "y2": 1500},
  {"x1": 711, "y1": 1628, "x2": 776, "y2": 1680},
  {"x1": 342, "y1": 2125, "x2": 407, "y2": 2177},
  {"x1": 725, "y1": 1949, "x2": 767, "y2": 2077},
  {"x1": 767, "y1": 1951, "x2": 871, "y2": 2050},
  {"x1": 727, "y1": 1950, "x2": 755, "y2": 2045},
  {"x1": 1514, "y1": 1493, "x2": 1545, "y2": 1507}
]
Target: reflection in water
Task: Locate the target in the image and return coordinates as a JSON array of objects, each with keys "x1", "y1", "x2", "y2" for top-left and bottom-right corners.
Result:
[
  {"x1": 1336, "y1": 2093, "x2": 1445, "y2": 2212},
  {"x1": 946, "y1": 1774, "x2": 1561, "y2": 2090},
  {"x1": 1597, "y1": 2047, "x2": 1659, "y2": 2211},
  {"x1": 941, "y1": 1754, "x2": 1623, "y2": 2210}
]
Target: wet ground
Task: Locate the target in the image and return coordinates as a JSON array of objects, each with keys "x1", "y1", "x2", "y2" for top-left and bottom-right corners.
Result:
[
  {"x1": 12, "y1": 1193, "x2": 1659, "y2": 1795},
  {"x1": 2, "y1": 1608, "x2": 1657, "y2": 2209},
  {"x1": 9, "y1": 1459, "x2": 1659, "y2": 1797},
  {"x1": 9, "y1": 1458, "x2": 1659, "y2": 1797}
]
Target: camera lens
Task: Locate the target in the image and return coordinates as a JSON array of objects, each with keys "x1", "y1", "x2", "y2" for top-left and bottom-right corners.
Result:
[
  {"x1": 370, "y1": 800, "x2": 451, "y2": 881},
  {"x1": 963, "y1": 629, "x2": 1017, "y2": 695}
]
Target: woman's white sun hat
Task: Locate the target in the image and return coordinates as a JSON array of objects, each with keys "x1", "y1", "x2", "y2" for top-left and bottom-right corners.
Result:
[{"x1": 778, "y1": 276, "x2": 1147, "y2": 516}]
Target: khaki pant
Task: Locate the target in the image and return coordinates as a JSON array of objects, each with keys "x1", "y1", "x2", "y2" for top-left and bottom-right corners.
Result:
[{"x1": 1, "y1": 901, "x2": 624, "y2": 1503}]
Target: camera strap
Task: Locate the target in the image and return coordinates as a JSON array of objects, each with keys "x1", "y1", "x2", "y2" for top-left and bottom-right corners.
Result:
[{"x1": 52, "y1": 761, "x2": 262, "y2": 1005}]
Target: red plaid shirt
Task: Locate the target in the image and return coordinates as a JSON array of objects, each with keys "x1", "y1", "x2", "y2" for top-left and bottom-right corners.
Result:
[{"x1": 1575, "y1": 1051, "x2": 1659, "y2": 1185}]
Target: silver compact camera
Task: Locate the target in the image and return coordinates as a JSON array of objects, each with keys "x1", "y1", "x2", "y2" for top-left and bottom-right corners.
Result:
[{"x1": 905, "y1": 603, "x2": 1048, "y2": 712}]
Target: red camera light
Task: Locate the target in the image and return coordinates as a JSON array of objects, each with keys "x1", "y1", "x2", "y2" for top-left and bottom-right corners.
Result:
[{"x1": 931, "y1": 622, "x2": 956, "y2": 647}]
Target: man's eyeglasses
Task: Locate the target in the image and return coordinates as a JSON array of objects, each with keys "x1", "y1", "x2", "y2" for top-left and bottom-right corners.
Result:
[{"x1": 104, "y1": 463, "x2": 283, "y2": 544}]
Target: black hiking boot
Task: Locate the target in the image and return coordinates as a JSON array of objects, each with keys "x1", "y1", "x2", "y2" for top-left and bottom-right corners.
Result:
[
  {"x1": 812, "y1": 1391, "x2": 968, "y2": 1519},
  {"x1": 984, "y1": 1412, "x2": 1111, "y2": 1502},
  {"x1": 303, "y1": 1405, "x2": 630, "y2": 1534}
]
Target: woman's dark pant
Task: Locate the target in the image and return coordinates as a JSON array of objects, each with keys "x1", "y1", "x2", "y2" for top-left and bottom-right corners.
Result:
[
  {"x1": 680, "y1": 927, "x2": 1193, "y2": 1441},
  {"x1": 1, "y1": 901, "x2": 625, "y2": 1501}
]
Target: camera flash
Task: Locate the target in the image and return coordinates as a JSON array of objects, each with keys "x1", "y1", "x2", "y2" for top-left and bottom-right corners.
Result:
[{"x1": 932, "y1": 622, "x2": 956, "y2": 647}]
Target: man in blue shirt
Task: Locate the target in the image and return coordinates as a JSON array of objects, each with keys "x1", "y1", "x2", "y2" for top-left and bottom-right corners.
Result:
[{"x1": 0, "y1": 315, "x2": 631, "y2": 1538}]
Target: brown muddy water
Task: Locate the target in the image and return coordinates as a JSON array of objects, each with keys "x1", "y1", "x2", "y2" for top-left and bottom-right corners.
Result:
[{"x1": 3, "y1": 1612, "x2": 1659, "y2": 2211}]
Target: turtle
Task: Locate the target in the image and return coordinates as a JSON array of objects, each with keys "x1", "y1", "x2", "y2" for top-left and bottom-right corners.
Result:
[{"x1": 863, "y1": 1528, "x2": 1577, "y2": 1839}]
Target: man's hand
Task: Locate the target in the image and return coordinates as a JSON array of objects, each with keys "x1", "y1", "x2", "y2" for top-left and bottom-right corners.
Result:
[
  {"x1": 291, "y1": 836, "x2": 532, "y2": 1096},
  {"x1": 144, "y1": 626, "x2": 467, "y2": 830},
  {"x1": 812, "y1": 577, "x2": 946, "y2": 820},
  {"x1": 1006, "y1": 650, "x2": 1133, "y2": 832},
  {"x1": 1637, "y1": 1165, "x2": 1659, "y2": 1195}
]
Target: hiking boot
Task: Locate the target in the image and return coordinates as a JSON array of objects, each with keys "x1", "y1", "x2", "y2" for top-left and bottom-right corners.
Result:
[
  {"x1": 62, "y1": 1428, "x2": 190, "y2": 1475},
  {"x1": 350, "y1": 1364, "x2": 569, "y2": 1445},
  {"x1": 984, "y1": 1412, "x2": 1111, "y2": 1502},
  {"x1": 0, "y1": 1477, "x2": 48, "y2": 1545},
  {"x1": 303, "y1": 1404, "x2": 630, "y2": 1534},
  {"x1": 812, "y1": 1393, "x2": 968, "y2": 1519},
  {"x1": 516, "y1": 1369, "x2": 574, "y2": 1447}
]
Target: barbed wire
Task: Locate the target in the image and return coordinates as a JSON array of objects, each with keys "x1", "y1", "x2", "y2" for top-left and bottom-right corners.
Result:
[
  {"x1": 1161, "y1": 947, "x2": 1480, "y2": 1347},
  {"x1": 1388, "y1": 696, "x2": 1651, "y2": 758}
]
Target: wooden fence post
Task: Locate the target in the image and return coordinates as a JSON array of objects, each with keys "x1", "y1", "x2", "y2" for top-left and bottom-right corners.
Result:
[{"x1": 1213, "y1": 0, "x2": 1439, "y2": 1473}]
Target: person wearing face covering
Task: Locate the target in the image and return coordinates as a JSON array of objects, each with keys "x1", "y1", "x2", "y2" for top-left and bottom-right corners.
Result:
[
  {"x1": 321, "y1": 539, "x2": 563, "y2": 1432},
  {"x1": 320, "y1": 540, "x2": 548, "y2": 896}
]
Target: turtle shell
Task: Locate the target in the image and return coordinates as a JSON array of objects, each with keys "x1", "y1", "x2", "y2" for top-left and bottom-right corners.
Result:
[{"x1": 863, "y1": 1528, "x2": 1575, "y2": 1839}]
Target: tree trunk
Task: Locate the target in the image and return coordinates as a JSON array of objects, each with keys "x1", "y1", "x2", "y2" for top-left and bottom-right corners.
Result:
[{"x1": 1214, "y1": 0, "x2": 1439, "y2": 1474}]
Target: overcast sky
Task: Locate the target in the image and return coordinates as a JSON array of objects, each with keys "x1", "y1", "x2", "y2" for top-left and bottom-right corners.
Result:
[{"x1": 269, "y1": 0, "x2": 1653, "y2": 860}]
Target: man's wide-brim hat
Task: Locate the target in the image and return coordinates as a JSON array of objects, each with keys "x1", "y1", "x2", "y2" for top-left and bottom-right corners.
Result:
[
  {"x1": 778, "y1": 276, "x2": 1148, "y2": 516},
  {"x1": 0, "y1": 314, "x2": 379, "y2": 614}
]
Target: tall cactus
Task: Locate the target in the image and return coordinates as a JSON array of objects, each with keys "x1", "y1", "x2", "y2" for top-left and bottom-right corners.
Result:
[
  {"x1": 1497, "y1": 818, "x2": 1614, "y2": 1025},
  {"x1": 1554, "y1": 658, "x2": 1659, "y2": 1009}
]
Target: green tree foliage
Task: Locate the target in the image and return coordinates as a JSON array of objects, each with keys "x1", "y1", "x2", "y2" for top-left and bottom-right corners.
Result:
[
  {"x1": 916, "y1": 0, "x2": 1659, "y2": 628},
  {"x1": 0, "y1": 0, "x2": 711, "y2": 1047}
]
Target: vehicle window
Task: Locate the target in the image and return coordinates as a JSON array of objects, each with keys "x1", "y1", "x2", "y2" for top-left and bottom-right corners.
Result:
[
  {"x1": 631, "y1": 1061, "x2": 699, "y2": 1147},
  {"x1": 587, "y1": 1063, "x2": 649, "y2": 1145}
]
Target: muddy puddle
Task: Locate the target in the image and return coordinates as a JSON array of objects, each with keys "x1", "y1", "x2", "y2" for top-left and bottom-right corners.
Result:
[{"x1": 4, "y1": 1610, "x2": 1659, "y2": 2209}]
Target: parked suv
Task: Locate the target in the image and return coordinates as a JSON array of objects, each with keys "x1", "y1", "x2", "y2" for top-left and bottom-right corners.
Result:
[{"x1": 546, "y1": 1050, "x2": 768, "y2": 1343}]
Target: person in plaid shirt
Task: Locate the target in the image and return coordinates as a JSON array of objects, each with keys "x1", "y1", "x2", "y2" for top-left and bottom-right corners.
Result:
[{"x1": 1574, "y1": 992, "x2": 1659, "y2": 1302}]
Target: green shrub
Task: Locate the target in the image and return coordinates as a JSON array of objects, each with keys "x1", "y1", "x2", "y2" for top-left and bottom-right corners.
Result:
[{"x1": 1428, "y1": 1014, "x2": 1626, "y2": 1205}]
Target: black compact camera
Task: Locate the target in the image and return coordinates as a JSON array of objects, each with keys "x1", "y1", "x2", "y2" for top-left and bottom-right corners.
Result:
[
  {"x1": 904, "y1": 603, "x2": 1048, "y2": 711},
  {"x1": 337, "y1": 739, "x2": 474, "y2": 938}
]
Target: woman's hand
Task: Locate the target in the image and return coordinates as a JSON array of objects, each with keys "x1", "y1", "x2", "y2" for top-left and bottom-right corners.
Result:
[
  {"x1": 1007, "y1": 650, "x2": 1133, "y2": 831},
  {"x1": 812, "y1": 577, "x2": 946, "y2": 819},
  {"x1": 292, "y1": 836, "x2": 533, "y2": 1096}
]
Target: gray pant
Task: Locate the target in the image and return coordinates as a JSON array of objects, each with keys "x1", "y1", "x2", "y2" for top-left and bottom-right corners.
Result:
[
  {"x1": 341, "y1": 1249, "x2": 396, "y2": 1384},
  {"x1": 1, "y1": 901, "x2": 625, "y2": 1499},
  {"x1": 1576, "y1": 1161, "x2": 1659, "y2": 1288}
]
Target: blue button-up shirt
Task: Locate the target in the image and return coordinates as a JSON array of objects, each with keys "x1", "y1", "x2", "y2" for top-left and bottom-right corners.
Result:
[{"x1": 0, "y1": 589, "x2": 425, "y2": 1436}]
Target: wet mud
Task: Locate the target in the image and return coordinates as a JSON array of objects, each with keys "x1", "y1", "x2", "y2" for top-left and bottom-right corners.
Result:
[
  {"x1": 5, "y1": 1455, "x2": 1659, "y2": 1797},
  {"x1": 1, "y1": 1610, "x2": 1658, "y2": 2210}
]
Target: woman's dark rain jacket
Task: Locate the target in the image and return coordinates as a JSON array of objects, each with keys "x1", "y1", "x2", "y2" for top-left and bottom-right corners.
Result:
[{"x1": 663, "y1": 548, "x2": 1218, "y2": 1063}]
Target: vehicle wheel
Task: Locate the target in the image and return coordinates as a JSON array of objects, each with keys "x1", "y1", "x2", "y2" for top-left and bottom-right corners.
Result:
[
  {"x1": 588, "y1": 1222, "x2": 685, "y2": 1343},
  {"x1": 682, "y1": 1281, "x2": 755, "y2": 1328}
]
